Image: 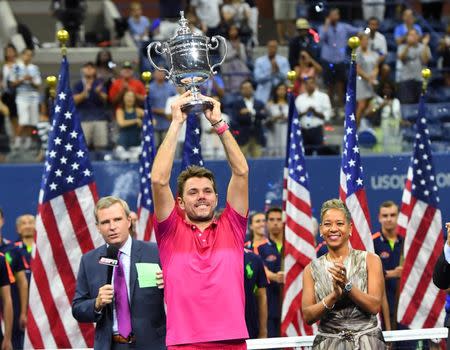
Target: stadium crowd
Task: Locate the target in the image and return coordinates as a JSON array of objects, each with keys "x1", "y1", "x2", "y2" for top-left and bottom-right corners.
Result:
[{"x1": 0, "y1": 1, "x2": 448, "y2": 163}]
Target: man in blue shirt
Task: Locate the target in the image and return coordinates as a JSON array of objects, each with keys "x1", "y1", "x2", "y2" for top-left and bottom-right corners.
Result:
[
  {"x1": 257, "y1": 207, "x2": 284, "y2": 338},
  {"x1": 148, "y1": 69, "x2": 176, "y2": 148},
  {"x1": 244, "y1": 248, "x2": 268, "y2": 339},
  {"x1": 318, "y1": 8, "x2": 359, "y2": 111},
  {"x1": 73, "y1": 62, "x2": 110, "y2": 151},
  {"x1": 372, "y1": 200, "x2": 403, "y2": 330},
  {"x1": 394, "y1": 8, "x2": 423, "y2": 45}
]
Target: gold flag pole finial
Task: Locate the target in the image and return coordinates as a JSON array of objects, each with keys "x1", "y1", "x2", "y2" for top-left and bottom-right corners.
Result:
[
  {"x1": 348, "y1": 36, "x2": 360, "y2": 61},
  {"x1": 421, "y1": 68, "x2": 432, "y2": 93},
  {"x1": 287, "y1": 70, "x2": 297, "y2": 92},
  {"x1": 57, "y1": 30, "x2": 69, "y2": 56},
  {"x1": 46, "y1": 76, "x2": 58, "y2": 99},
  {"x1": 141, "y1": 71, "x2": 152, "y2": 93}
]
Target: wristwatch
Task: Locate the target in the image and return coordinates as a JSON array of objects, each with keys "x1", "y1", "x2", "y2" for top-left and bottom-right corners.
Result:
[{"x1": 344, "y1": 281, "x2": 353, "y2": 293}]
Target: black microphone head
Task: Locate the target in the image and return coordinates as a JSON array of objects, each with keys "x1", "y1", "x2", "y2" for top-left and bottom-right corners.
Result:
[{"x1": 106, "y1": 245, "x2": 119, "y2": 259}]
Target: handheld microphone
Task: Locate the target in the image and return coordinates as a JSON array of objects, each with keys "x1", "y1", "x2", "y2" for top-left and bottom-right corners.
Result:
[{"x1": 99, "y1": 245, "x2": 119, "y2": 284}]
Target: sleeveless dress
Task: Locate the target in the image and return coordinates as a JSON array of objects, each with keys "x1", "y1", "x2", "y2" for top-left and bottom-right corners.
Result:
[
  {"x1": 118, "y1": 109, "x2": 141, "y2": 148},
  {"x1": 310, "y1": 249, "x2": 386, "y2": 350}
]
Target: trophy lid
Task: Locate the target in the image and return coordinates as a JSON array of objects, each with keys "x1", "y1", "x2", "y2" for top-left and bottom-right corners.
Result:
[{"x1": 176, "y1": 11, "x2": 192, "y2": 36}]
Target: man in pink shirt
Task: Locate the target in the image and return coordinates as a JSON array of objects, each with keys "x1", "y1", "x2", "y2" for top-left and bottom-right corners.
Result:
[{"x1": 151, "y1": 91, "x2": 249, "y2": 349}]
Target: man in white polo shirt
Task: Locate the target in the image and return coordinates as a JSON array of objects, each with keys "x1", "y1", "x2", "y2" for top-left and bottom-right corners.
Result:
[{"x1": 294, "y1": 77, "x2": 332, "y2": 149}]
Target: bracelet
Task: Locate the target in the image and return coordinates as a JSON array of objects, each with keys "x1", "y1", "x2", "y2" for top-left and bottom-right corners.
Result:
[
  {"x1": 215, "y1": 122, "x2": 229, "y2": 136},
  {"x1": 321, "y1": 298, "x2": 335, "y2": 310},
  {"x1": 211, "y1": 119, "x2": 223, "y2": 127}
]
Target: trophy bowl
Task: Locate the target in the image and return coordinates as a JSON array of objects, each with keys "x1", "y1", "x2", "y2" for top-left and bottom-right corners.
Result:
[{"x1": 147, "y1": 11, "x2": 227, "y2": 114}]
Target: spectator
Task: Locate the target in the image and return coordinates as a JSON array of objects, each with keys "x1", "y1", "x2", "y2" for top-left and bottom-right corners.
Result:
[
  {"x1": 127, "y1": 1, "x2": 151, "y2": 43},
  {"x1": 356, "y1": 33, "x2": 379, "y2": 124},
  {"x1": 1, "y1": 44, "x2": 18, "y2": 131},
  {"x1": 396, "y1": 29, "x2": 431, "y2": 104},
  {"x1": 243, "y1": 248, "x2": 268, "y2": 339},
  {"x1": 367, "y1": 17, "x2": 388, "y2": 64},
  {"x1": 221, "y1": 0, "x2": 252, "y2": 45},
  {"x1": 295, "y1": 77, "x2": 332, "y2": 150},
  {"x1": 200, "y1": 75, "x2": 225, "y2": 100},
  {"x1": 51, "y1": 0, "x2": 86, "y2": 47},
  {"x1": 0, "y1": 251, "x2": 13, "y2": 350},
  {"x1": 0, "y1": 100, "x2": 10, "y2": 162},
  {"x1": 189, "y1": 0, "x2": 223, "y2": 37},
  {"x1": 273, "y1": 0, "x2": 297, "y2": 45},
  {"x1": 245, "y1": 212, "x2": 268, "y2": 253},
  {"x1": 148, "y1": 69, "x2": 176, "y2": 148},
  {"x1": 115, "y1": 91, "x2": 144, "y2": 159},
  {"x1": 363, "y1": 81, "x2": 403, "y2": 153},
  {"x1": 319, "y1": 8, "x2": 359, "y2": 113},
  {"x1": 95, "y1": 49, "x2": 116, "y2": 92},
  {"x1": 437, "y1": 24, "x2": 450, "y2": 70},
  {"x1": 266, "y1": 82, "x2": 288, "y2": 157},
  {"x1": 288, "y1": 18, "x2": 319, "y2": 70},
  {"x1": 8, "y1": 48, "x2": 41, "y2": 150},
  {"x1": 199, "y1": 96, "x2": 230, "y2": 159},
  {"x1": 233, "y1": 80, "x2": 267, "y2": 158},
  {"x1": 73, "y1": 62, "x2": 109, "y2": 151},
  {"x1": 394, "y1": 8, "x2": 423, "y2": 46},
  {"x1": 254, "y1": 39, "x2": 290, "y2": 104},
  {"x1": 292, "y1": 50, "x2": 322, "y2": 96},
  {"x1": 362, "y1": 0, "x2": 385, "y2": 21},
  {"x1": 372, "y1": 201, "x2": 403, "y2": 330},
  {"x1": 221, "y1": 25, "x2": 251, "y2": 94},
  {"x1": 109, "y1": 61, "x2": 146, "y2": 108}
]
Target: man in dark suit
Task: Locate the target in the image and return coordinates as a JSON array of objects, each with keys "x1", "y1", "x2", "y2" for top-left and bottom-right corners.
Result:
[
  {"x1": 232, "y1": 80, "x2": 267, "y2": 158},
  {"x1": 72, "y1": 196, "x2": 166, "y2": 350},
  {"x1": 433, "y1": 222, "x2": 450, "y2": 349}
]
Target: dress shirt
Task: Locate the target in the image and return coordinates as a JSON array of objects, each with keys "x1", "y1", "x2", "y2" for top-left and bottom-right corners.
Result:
[
  {"x1": 112, "y1": 235, "x2": 132, "y2": 334},
  {"x1": 295, "y1": 89, "x2": 332, "y2": 129},
  {"x1": 319, "y1": 22, "x2": 359, "y2": 63},
  {"x1": 254, "y1": 55, "x2": 290, "y2": 103}
]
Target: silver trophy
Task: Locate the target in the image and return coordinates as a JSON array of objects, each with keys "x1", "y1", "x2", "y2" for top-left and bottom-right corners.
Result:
[{"x1": 147, "y1": 11, "x2": 227, "y2": 113}]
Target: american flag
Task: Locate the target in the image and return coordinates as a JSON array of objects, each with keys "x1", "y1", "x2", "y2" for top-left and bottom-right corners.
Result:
[
  {"x1": 397, "y1": 93, "x2": 446, "y2": 329},
  {"x1": 24, "y1": 56, "x2": 102, "y2": 348},
  {"x1": 136, "y1": 94, "x2": 156, "y2": 241},
  {"x1": 339, "y1": 57, "x2": 374, "y2": 252},
  {"x1": 181, "y1": 114, "x2": 204, "y2": 169},
  {"x1": 281, "y1": 93, "x2": 316, "y2": 337}
]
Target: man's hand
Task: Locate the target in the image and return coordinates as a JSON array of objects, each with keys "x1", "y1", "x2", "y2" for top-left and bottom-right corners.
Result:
[
  {"x1": 156, "y1": 271, "x2": 164, "y2": 289},
  {"x1": 275, "y1": 271, "x2": 285, "y2": 284},
  {"x1": 1, "y1": 338, "x2": 12, "y2": 350},
  {"x1": 19, "y1": 312, "x2": 27, "y2": 330},
  {"x1": 198, "y1": 94, "x2": 222, "y2": 125},
  {"x1": 385, "y1": 266, "x2": 403, "y2": 279},
  {"x1": 170, "y1": 90, "x2": 192, "y2": 125},
  {"x1": 95, "y1": 284, "x2": 114, "y2": 311}
]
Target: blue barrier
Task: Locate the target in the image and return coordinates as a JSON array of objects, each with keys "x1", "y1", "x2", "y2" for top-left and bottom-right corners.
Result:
[{"x1": 1, "y1": 153, "x2": 450, "y2": 241}]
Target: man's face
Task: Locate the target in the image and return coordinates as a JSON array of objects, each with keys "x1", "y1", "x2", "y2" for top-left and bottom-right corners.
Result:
[
  {"x1": 17, "y1": 215, "x2": 36, "y2": 239},
  {"x1": 329, "y1": 9, "x2": 340, "y2": 24},
  {"x1": 121, "y1": 67, "x2": 133, "y2": 80},
  {"x1": 378, "y1": 205, "x2": 398, "y2": 233},
  {"x1": 368, "y1": 19, "x2": 379, "y2": 33},
  {"x1": 82, "y1": 65, "x2": 96, "y2": 79},
  {"x1": 250, "y1": 213, "x2": 266, "y2": 238},
  {"x1": 22, "y1": 50, "x2": 33, "y2": 64},
  {"x1": 403, "y1": 9, "x2": 414, "y2": 25},
  {"x1": 407, "y1": 30, "x2": 419, "y2": 45},
  {"x1": 267, "y1": 211, "x2": 283, "y2": 236},
  {"x1": 267, "y1": 40, "x2": 278, "y2": 57},
  {"x1": 240, "y1": 82, "x2": 254, "y2": 98},
  {"x1": 178, "y1": 177, "x2": 218, "y2": 223},
  {"x1": 96, "y1": 203, "x2": 131, "y2": 248}
]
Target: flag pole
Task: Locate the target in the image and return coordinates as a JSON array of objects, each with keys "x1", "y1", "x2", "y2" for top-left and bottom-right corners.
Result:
[
  {"x1": 421, "y1": 68, "x2": 431, "y2": 93},
  {"x1": 57, "y1": 29, "x2": 69, "y2": 57},
  {"x1": 141, "y1": 71, "x2": 152, "y2": 94}
]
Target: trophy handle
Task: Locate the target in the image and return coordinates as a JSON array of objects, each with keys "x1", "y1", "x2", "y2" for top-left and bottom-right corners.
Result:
[
  {"x1": 147, "y1": 41, "x2": 172, "y2": 79},
  {"x1": 208, "y1": 36, "x2": 227, "y2": 75}
]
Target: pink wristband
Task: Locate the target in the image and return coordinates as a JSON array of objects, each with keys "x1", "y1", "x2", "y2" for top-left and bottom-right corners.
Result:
[{"x1": 215, "y1": 122, "x2": 229, "y2": 136}]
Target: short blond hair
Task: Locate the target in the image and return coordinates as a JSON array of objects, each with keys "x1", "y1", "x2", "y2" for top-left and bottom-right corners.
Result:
[
  {"x1": 94, "y1": 196, "x2": 130, "y2": 223},
  {"x1": 320, "y1": 199, "x2": 352, "y2": 224}
]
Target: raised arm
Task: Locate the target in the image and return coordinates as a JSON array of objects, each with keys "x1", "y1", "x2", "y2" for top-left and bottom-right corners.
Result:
[
  {"x1": 200, "y1": 94, "x2": 249, "y2": 216},
  {"x1": 151, "y1": 91, "x2": 192, "y2": 221}
]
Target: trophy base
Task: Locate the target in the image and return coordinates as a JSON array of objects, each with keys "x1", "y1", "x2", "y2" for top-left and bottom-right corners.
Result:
[{"x1": 181, "y1": 99, "x2": 213, "y2": 114}]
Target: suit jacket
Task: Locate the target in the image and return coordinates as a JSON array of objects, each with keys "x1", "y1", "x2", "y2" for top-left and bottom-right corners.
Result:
[
  {"x1": 72, "y1": 240, "x2": 166, "y2": 350},
  {"x1": 232, "y1": 97, "x2": 267, "y2": 146},
  {"x1": 433, "y1": 253, "x2": 450, "y2": 332}
]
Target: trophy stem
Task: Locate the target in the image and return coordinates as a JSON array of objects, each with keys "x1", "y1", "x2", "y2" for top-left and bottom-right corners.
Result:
[{"x1": 181, "y1": 86, "x2": 213, "y2": 114}]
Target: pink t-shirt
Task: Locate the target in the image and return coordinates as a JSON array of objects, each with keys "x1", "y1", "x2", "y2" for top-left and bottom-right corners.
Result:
[{"x1": 154, "y1": 203, "x2": 249, "y2": 346}]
